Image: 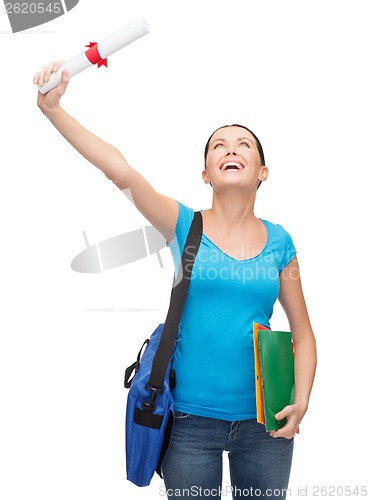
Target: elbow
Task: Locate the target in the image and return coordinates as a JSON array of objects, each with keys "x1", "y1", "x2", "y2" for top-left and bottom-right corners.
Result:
[
  {"x1": 295, "y1": 330, "x2": 316, "y2": 350},
  {"x1": 294, "y1": 334, "x2": 317, "y2": 367},
  {"x1": 104, "y1": 151, "x2": 131, "y2": 188},
  {"x1": 110, "y1": 178, "x2": 129, "y2": 190}
]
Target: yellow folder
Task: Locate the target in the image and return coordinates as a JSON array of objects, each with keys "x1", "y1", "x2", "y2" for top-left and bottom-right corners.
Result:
[{"x1": 253, "y1": 322, "x2": 268, "y2": 425}]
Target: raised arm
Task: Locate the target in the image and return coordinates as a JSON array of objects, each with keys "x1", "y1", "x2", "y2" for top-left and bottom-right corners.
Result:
[{"x1": 33, "y1": 61, "x2": 178, "y2": 243}]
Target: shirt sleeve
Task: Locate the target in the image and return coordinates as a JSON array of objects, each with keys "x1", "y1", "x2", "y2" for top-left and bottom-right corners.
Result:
[
  {"x1": 278, "y1": 227, "x2": 297, "y2": 272},
  {"x1": 167, "y1": 200, "x2": 195, "y2": 276}
]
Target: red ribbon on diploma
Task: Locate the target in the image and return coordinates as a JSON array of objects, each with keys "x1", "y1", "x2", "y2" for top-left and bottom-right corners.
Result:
[{"x1": 85, "y1": 42, "x2": 108, "y2": 68}]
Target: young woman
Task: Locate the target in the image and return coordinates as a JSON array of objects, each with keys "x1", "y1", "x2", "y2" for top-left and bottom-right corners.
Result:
[{"x1": 34, "y1": 62, "x2": 317, "y2": 499}]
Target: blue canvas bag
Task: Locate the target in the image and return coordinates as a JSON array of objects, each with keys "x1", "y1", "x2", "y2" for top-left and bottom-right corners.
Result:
[{"x1": 124, "y1": 211, "x2": 202, "y2": 487}]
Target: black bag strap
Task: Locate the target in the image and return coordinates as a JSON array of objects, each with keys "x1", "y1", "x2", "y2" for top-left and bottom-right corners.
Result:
[{"x1": 144, "y1": 211, "x2": 202, "y2": 403}]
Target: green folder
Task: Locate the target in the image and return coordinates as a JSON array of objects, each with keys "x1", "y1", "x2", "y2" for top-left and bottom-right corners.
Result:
[{"x1": 258, "y1": 329, "x2": 295, "y2": 431}]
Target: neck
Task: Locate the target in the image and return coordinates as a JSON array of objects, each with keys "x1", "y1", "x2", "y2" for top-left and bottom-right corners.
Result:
[{"x1": 209, "y1": 189, "x2": 258, "y2": 236}]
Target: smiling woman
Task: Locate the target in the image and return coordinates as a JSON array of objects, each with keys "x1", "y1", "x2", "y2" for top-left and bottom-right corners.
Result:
[
  {"x1": 33, "y1": 57, "x2": 316, "y2": 500},
  {"x1": 203, "y1": 124, "x2": 266, "y2": 189}
]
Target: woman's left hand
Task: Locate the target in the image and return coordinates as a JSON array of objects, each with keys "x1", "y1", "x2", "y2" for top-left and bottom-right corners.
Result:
[{"x1": 269, "y1": 403, "x2": 307, "y2": 439}]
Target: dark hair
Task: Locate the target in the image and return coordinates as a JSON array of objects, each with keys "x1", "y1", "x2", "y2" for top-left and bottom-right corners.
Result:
[{"x1": 204, "y1": 123, "x2": 265, "y2": 165}]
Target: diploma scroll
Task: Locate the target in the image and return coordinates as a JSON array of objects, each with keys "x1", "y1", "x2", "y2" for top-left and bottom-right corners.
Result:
[{"x1": 38, "y1": 17, "x2": 149, "y2": 94}]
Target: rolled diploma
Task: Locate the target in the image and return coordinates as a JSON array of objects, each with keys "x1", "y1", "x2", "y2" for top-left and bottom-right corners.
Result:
[{"x1": 38, "y1": 17, "x2": 149, "y2": 94}]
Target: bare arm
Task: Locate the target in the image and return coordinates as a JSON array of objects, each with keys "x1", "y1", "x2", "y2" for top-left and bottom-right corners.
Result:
[
  {"x1": 33, "y1": 61, "x2": 178, "y2": 242},
  {"x1": 270, "y1": 256, "x2": 317, "y2": 439}
]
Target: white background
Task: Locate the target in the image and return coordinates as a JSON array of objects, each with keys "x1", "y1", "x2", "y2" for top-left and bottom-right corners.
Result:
[{"x1": 1, "y1": 0, "x2": 368, "y2": 498}]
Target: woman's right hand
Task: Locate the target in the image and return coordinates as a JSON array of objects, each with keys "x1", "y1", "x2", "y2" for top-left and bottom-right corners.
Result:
[{"x1": 33, "y1": 60, "x2": 69, "y2": 114}]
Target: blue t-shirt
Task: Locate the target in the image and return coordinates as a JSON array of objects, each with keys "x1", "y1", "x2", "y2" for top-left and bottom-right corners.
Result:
[{"x1": 168, "y1": 201, "x2": 297, "y2": 421}]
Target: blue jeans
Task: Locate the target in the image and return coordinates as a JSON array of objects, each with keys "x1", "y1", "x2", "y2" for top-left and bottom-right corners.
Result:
[{"x1": 161, "y1": 412, "x2": 294, "y2": 499}]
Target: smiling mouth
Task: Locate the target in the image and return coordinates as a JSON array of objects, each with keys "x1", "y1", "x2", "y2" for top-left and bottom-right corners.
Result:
[{"x1": 221, "y1": 162, "x2": 244, "y2": 171}]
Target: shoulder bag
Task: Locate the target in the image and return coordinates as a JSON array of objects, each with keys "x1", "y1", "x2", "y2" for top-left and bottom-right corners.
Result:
[{"x1": 124, "y1": 211, "x2": 203, "y2": 486}]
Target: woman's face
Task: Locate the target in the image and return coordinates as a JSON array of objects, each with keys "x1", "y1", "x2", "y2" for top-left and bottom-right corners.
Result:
[{"x1": 202, "y1": 126, "x2": 268, "y2": 190}]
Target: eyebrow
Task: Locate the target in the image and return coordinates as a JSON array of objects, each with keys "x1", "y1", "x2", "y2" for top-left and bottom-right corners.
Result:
[{"x1": 210, "y1": 136, "x2": 255, "y2": 146}]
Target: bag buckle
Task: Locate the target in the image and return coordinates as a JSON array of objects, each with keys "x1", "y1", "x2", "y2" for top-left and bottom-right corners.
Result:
[{"x1": 143, "y1": 384, "x2": 163, "y2": 412}]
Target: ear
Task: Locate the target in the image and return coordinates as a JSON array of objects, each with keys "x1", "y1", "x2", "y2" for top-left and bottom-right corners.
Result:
[
  {"x1": 202, "y1": 168, "x2": 210, "y2": 184},
  {"x1": 202, "y1": 168, "x2": 213, "y2": 188},
  {"x1": 258, "y1": 165, "x2": 269, "y2": 183}
]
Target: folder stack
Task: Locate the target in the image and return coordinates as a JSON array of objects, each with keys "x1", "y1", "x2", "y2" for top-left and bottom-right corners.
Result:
[{"x1": 253, "y1": 322, "x2": 295, "y2": 432}]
